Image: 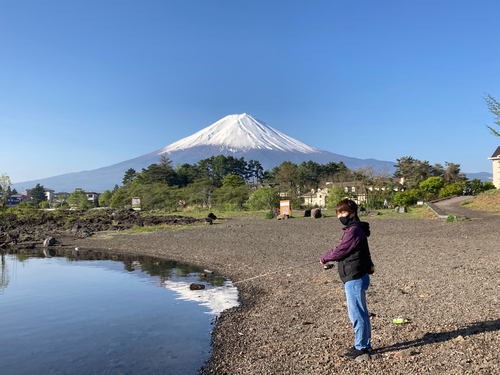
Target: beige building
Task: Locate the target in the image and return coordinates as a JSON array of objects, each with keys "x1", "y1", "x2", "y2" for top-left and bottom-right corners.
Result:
[{"x1": 488, "y1": 146, "x2": 500, "y2": 189}]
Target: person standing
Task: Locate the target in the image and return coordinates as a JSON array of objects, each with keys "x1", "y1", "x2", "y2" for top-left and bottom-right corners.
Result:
[{"x1": 320, "y1": 199, "x2": 374, "y2": 359}]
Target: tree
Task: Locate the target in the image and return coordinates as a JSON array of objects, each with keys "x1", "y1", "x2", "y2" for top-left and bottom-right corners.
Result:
[
  {"x1": 158, "y1": 154, "x2": 173, "y2": 168},
  {"x1": 222, "y1": 174, "x2": 245, "y2": 188},
  {"x1": 0, "y1": 173, "x2": 12, "y2": 193},
  {"x1": 393, "y1": 157, "x2": 432, "y2": 190},
  {"x1": 246, "y1": 187, "x2": 280, "y2": 210},
  {"x1": 29, "y1": 184, "x2": 47, "y2": 208},
  {"x1": 326, "y1": 185, "x2": 349, "y2": 210},
  {"x1": 420, "y1": 176, "x2": 444, "y2": 196},
  {"x1": 442, "y1": 162, "x2": 467, "y2": 183},
  {"x1": 439, "y1": 182, "x2": 465, "y2": 198},
  {"x1": 0, "y1": 173, "x2": 12, "y2": 207},
  {"x1": 67, "y1": 190, "x2": 93, "y2": 210},
  {"x1": 98, "y1": 190, "x2": 112, "y2": 207},
  {"x1": 393, "y1": 189, "x2": 422, "y2": 207},
  {"x1": 484, "y1": 93, "x2": 500, "y2": 136},
  {"x1": 122, "y1": 168, "x2": 136, "y2": 185}
]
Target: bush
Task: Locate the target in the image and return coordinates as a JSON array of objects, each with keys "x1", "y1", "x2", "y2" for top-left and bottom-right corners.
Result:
[
  {"x1": 247, "y1": 187, "x2": 280, "y2": 210},
  {"x1": 393, "y1": 189, "x2": 422, "y2": 207},
  {"x1": 438, "y1": 182, "x2": 465, "y2": 198},
  {"x1": 265, "y1": 213, "x2": 274, "y2": 219}
]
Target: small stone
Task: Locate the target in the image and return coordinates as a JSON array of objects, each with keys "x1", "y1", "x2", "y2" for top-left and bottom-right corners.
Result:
[
  {"x1": 355, "y1": 353, "x2": 371, "y2": 362},
  {"x1": 189, "y1": 283, "x2": 205, "y2": 290}
]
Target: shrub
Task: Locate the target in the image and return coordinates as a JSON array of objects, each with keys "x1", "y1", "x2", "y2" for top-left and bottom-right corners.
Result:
[
  {"x1": 438, "y1": 182, "x2": 465, "y2": 198},
  {"x1": 247, "y1": 187, "x2": 280, "y2": 210},
  {"x1": 265, "y1": 213, "x2": 274, "y2": 219},
  {"x1": 393, "y1": 189, "x2": 422, "y2": 207}
]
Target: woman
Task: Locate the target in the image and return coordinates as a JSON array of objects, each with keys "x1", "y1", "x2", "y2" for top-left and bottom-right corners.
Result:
[{"x1": 320, "y1": 199, "x2": 374, "y2": 359}]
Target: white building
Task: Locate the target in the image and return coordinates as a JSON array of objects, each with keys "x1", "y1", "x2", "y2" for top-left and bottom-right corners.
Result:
[{"x1": 488, "y1": 146, "x2": 500, "y2": 189}]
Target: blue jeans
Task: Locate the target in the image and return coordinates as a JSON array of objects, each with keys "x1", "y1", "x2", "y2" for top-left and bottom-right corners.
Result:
[{"x1": 344, "y1": 274, "x2": 371, "y2": 350}]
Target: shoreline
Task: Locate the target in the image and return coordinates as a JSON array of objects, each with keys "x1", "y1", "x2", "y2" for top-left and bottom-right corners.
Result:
[{"x1": 63, "y1": 212, "x2": 500, "y2": 374}]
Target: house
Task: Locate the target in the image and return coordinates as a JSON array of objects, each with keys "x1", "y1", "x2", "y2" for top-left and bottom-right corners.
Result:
[
  {"x1": 488, "y1": 146, "x2": 500, "y2": 189},
  {"x1": 0, "y1": 194, "x2": 30, "y2": 207},
  {"x1": 23, "y1": 188, "x2": 55, "y2": 202},
  {"x1": 301, "y1": 178, "x2": 404, "y2": 207},
  {"x1": 85, "y1": 191, "x2": 100, "y2": 203},
  {"x1": 301, "y1": 187, "x2": 330, "y2": 207},
  {"x1": 74, "y1": 188, "x2": 100, "y2": 203}
]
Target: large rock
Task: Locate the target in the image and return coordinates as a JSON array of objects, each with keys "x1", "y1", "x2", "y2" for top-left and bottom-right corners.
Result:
[
  {"x1": 304, "y1": 209, "x2": 311, "y2": 217},
  {"x1": 43, "y1": 237, "x2": 56, "y2": 247},
  {"x1": 311, "y1": 208, "x2": 322, "y2": 218},
  {"x1": 399, "y1": 206, "x2": 407, "y2": 213}
]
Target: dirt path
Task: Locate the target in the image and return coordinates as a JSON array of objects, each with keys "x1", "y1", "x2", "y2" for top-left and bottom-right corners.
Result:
[
  {"x1": 72, "y1": 213, "x2": 500, "y2": 374},
  {"x1": 435, "y1": 196, "x2": 487, "y2": 219}
]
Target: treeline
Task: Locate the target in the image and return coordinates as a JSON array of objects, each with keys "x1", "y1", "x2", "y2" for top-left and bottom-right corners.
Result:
[
  {"x1": 107, "y1": 155, "x2": 351, "y2": 211},
  {"x1": 390, "y1": 157, "x2": 495, "y2": 206}
]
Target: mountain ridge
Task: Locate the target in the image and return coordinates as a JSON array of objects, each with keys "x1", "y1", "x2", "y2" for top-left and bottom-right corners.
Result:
[{"x1": 12, "y1": 113, "x2": 399, "y2": 192}]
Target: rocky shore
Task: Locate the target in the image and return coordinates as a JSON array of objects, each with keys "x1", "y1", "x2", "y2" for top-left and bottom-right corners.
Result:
[{"x1": 3, "y1": 206, "x2": 500, "y2": 374}]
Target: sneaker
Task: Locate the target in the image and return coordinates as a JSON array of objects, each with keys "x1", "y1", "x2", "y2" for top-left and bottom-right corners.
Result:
[{"x1": 343, "y1": 346, "x2": 372, "y2": 359}]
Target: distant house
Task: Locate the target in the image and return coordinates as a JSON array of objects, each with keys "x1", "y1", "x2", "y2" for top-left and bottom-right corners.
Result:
[
  {"x1": 488, "y1": 146, "x2": 500, "y2": 189},
  {"x1": 301, "y1": 178, "x2": 404, "y2": 207},
  {"x1": 0, "y1": 194, "x2": 30, "y2": 207},
  {"x1": 24, "y1": 188, "x2": 55, "y2": 202},
  {"x1": 301, "y1": 187, "x2": 330, "y2": 208},
  {"x1": 85, "y1": 191, "x2": 100, "y2": 203}
]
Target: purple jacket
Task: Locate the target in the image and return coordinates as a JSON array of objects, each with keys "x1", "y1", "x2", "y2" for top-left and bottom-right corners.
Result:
[{"x1": 321, "y1": 225, "x2": 367, "y2": 263}]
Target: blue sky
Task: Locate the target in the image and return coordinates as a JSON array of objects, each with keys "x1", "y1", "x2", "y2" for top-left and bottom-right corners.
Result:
[{"x1": 1, "y1": 0, "x2": 500, "y2": 184}]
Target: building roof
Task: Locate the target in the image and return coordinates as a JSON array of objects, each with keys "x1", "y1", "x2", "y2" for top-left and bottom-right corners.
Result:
[{"x1": 490, "y1": 146, "x2": 500, "y2": 159}]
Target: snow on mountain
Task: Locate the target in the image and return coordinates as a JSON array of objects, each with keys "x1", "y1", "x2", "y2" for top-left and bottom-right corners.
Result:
[{"x1": 158, "y1": 113, "x2": 324, "y2": 155}]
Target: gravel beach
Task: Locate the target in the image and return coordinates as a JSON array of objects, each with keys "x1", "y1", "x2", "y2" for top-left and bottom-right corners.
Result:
[{"x1": 73, "y1": 206, "x2": 500, "y2": 375}]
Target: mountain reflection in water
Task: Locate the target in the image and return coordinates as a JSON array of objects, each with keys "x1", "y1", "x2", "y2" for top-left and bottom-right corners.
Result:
[{"x1": 0, "y1": 248, "x2": 239, "y2": 375}]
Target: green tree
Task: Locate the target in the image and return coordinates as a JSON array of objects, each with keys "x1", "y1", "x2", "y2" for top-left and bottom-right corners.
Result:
[
  {"x1": 393, "y1": 189, "x2": 422, "y2": 207},
  {"x1": 222, "y1": 174, "x2": 245, "y2": 188},
  {"x1": 122, "y1": 168, "x2": 136, "y2": 185},
  {"x1": 484, "y1": 93, "x2": 500, "y2": 136},
  {"x1": 442, "y1": 162, "x2": 467, "y2": 183},
  {"x1": 29, "y1": 184, "x2": 47, "y2": 208},
  {"x1": 67, "y1": 190, "x2": 93, "y2": 210},
  {"x1": 326, "y1": 185, "x2": 349, "y2": 210},
  {"x1": 393, "y1": 157, "x2": 432, "y2": 190},
  {"x1": 439, "y1": 182, "x2": 466, "y2": 198},
  {"x1": 0, "y1": 173, "x2": 12, "y2": 193},
  {"x1": 98, "y1": 190, "x2": 112, "y2": 207},
  {"x1": 420, "y1": 176, "x2": 444, "y2": 196},
  {"x1": 39, "y1": 201, "x2": 50, "y2": 209},
  {"x1": 110, "y1": 187, "x2": 130, "y2": 208},
  {"x1": 0, "y1": 173, "x2": 12, "y2": 207},
  {"x1": 213, "y1": 185, "x2": 249, "y2": 209},
  {"x1": 246, "y1": 187, "x2": 280, "y2": 210}
]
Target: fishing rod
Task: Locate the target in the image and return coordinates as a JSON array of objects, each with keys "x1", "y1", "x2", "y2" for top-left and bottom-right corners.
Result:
[{"x1": 231, "y1": 260, "x2": 333, "y2": 285}]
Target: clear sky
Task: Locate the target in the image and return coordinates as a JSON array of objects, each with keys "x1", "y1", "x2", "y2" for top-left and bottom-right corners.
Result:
[{"x1": 2, "y1": 0, "x2": 500, "y2": 184}]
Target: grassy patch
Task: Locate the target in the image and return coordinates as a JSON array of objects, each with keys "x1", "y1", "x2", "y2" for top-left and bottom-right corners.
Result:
[
  {"x1": 462, "y1": 189, "x2": 500, "y2": 213},
  {"x1": 366, "y1": 206, "x2": 435, "y2": 219},
  {"x1": 130, "y1": 225, "x2": 192, "y2": 233}
]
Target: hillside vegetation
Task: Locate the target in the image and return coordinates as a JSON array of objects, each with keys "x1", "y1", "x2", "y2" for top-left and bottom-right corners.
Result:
[{"x1": 462, "y1": 189, "x2": 500, "y2": 213}]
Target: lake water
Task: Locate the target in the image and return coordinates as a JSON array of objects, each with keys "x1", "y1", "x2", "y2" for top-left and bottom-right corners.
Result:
[{"x1": 0, "y1": 249, "x2": 239, "y2": 375}]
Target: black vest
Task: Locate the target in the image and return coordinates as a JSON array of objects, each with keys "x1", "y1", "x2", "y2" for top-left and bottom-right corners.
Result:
[{"x1": 337, "y1": 222, "x2": 373, "y2": 283}]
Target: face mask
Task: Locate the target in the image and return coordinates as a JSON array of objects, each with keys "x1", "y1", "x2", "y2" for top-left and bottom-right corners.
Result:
[{"x1": 339, "y1": 216, "x2": 352, "y2": 226}]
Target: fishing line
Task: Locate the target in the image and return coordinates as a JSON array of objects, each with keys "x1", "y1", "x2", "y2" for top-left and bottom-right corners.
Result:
[{"x1": 231, "y1": 260, "x2": 320, "y2": 285}]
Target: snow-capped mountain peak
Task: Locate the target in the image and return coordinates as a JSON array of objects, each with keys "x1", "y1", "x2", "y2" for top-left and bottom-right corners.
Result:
[{"x1": 159, "y1": 113, "x2": 324, "y2": 154}]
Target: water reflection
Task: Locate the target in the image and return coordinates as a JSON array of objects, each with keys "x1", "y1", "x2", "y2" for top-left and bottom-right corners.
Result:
[{"x1": 0, "y1": 248, "x2": 239, "y2": 375}]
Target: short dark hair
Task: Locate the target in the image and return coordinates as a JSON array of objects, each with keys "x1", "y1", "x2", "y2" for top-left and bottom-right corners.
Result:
[{"x1": 336, "y1": 199, "x2": 358, "y2": 215}]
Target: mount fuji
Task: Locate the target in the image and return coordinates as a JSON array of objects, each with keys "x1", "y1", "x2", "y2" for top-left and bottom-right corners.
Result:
[{"x1": 12, "y1": 114, "x2": 396, "y2": 192}]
